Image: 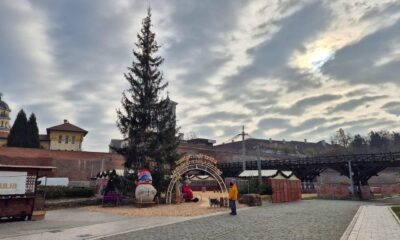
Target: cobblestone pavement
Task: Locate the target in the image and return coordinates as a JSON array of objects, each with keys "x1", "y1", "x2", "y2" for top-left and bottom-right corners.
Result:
[
  {"x1": 101, "y1": 200, "x2": 366, "y2": 240},
  {"x1": 342, "y1": 205, "x2": 400, "y2": 240}
]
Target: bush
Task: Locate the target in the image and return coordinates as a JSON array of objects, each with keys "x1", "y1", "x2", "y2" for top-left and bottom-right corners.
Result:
[
  {"x1": 238, "y1": 180, "x2": 273, "y2": 195},
  {"x1": 392, "y1": 206, "x2": 400, "y2": 219},
  {"x1": 64, "y1": 187, "x2": 95, "y2": 198},
  {"x1": 36, "y1": 186, "x2": 95, "y2": 199},
  {"x1": 258, "y1": 184, "x2": 273, "y2": 195}
]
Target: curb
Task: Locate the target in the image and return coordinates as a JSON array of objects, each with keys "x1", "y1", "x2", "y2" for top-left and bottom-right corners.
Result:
[{"x1": 340, "y1": 205, "x2": 364, "y2": 240}]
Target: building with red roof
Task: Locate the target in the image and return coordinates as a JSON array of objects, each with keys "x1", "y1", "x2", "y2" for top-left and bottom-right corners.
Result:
[{"x1": 45, "y1": 119, "x2": 88, "y2": 151}]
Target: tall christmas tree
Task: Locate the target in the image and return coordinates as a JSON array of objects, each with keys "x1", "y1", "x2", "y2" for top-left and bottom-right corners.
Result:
[
  {"x1": 27, "y1": 113, "x2": 40, "y2": 148},
  {"x1": 7, "y1": 109, "x2": 28, "y2": 147},
  {"x1": 116, "y1": 8, "x2": 180, "y2": 182}
]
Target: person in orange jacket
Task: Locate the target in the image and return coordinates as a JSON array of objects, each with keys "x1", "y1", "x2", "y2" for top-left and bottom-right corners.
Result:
[{"x1": 228, "y1": 179, "x2": 238, "y2": 215}]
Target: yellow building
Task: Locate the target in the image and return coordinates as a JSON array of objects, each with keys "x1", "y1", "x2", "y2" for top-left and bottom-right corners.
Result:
[
  {"x1": 0, "y1": 94, "x2": 11, "y2": 147},
  {"x1": 43, "y1": 120, "x2": 88, "y2": 151},
  {"x1": 0, "y1": 93, "x2": 11, "y2": 133},
  {"x1": 0, "y1": 93, "x2": 88, "y2": 151}
]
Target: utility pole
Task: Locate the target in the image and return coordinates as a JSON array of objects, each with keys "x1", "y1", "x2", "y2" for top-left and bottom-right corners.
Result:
[
  {"x1": 241, "y1": 125, "x2": 246, "y2": 171},
  {"x1": 348, "y1": 160, "x2": 354, "y2": 197},
  {"x1": 256, "y1": 145, "x2": 262, "y2": 186}
]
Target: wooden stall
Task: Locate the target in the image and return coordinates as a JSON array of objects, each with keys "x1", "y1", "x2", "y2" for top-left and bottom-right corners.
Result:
[
  {"x1": 239, "y1": 170, "x2": 302, "y2": 203},
  {"x1": 0, "y1": 164, "x2": 55, "y2": 221}
]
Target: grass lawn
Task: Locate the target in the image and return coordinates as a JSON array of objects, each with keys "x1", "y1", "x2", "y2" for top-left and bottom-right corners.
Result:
[{"x1": 391, "y1": 206, "x2": 400, "y2": 219}]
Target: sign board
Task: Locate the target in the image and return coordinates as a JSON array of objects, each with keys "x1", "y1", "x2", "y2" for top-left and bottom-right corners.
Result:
[
  {"x1": 38, "y1": 177, "x2": 69, "y2": 187},
  {"x1": 0, "y1": 171, "x2": 27, "y2": 195}
]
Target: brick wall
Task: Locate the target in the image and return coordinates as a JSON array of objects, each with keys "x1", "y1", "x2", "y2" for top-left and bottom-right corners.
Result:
[
  {"x1": 316, "y1": 184, "x2": 351, "y2": 199},
  {"x1": 0, "y1": 147, "x2": 124, "y2": 181}
]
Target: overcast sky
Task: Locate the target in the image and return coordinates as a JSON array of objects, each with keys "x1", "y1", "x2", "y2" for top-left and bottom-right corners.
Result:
[{"x1": 1, "y1": 0, "x2": 400, "y2": 152}]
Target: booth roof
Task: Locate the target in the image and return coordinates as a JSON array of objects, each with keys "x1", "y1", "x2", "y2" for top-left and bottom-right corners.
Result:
[
  {"x1": 96, "y1": 169, "x2": 126, "y2": 179},
  {"x1": 0, "y1": 164, "x2": 56, "y2": 170},
  {"x1": 239, "y1": 170, "x2": 294, "y2": 178}
]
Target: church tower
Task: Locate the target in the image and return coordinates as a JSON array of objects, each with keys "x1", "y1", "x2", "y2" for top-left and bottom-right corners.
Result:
[{"x1": 0, "y1": 93, "x2": 11, "y2": 133}]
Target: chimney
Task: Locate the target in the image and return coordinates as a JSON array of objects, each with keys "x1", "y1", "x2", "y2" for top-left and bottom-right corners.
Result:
[
  {"x1": 282, "y1": 139, "x2": 286, "y2": 144},
  {"x1": 304, "y1": 139, "x2": 307, "y2": 143},
  {"x1": 64, "y1": 119, "x2": 69, "y2": 124},
  {"x1": 269, "y1": 138, "x2": 272, "y2": 144}
]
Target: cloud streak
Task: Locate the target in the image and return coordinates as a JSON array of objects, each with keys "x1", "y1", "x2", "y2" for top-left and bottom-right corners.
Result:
[{"x1": 0, "y1": 0, "x2": 399, "y2": 151}]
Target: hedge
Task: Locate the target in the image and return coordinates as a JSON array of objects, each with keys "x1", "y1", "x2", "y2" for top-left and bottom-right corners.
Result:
[{"x1": 37, "y1": 186, "x2": 95, "y2": 199}]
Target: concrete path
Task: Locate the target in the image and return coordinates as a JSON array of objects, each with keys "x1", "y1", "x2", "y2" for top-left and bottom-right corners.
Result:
[
  {"x1": 341, "y1": 205, "x2": 400, "y2": 240},
  {"x1": 0, "y1": 208, "x2": 191, "y2": 240}
]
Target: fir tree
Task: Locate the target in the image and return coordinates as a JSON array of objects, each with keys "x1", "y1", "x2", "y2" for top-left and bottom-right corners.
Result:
[
  {"x1": 116, "y1": 8, "x2": 180, "y2": 181},
  {"x1": 27, "y1": 113, "x2": 40, "y2": 148},
  {"x1": 7, "y1": 109, "x2": 28, "y2": 147}
]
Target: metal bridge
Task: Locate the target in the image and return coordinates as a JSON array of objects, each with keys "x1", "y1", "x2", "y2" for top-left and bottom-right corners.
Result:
[{"x1": 218, "y1": 151, "x2": 400, "y2": 190}]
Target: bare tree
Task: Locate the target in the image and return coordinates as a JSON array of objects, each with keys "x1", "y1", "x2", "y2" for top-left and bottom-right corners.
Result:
[{"x1": 332, "y1": 128, "x2": 352, "y2": 148}]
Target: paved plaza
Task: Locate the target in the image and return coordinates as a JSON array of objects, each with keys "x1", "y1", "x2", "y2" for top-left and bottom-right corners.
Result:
[
  {"x1": 101, "y1": 200, "x2": 364, "y2": 240},
  {"x1": 0, "y1": 208, "x2": 190, "y2": 240},
  {"x1": 341, "y1": 205, "x2": 400, "y2": 240},
  {"x1": 2, "y1": 200, "x2": 400, "y2": 240}
]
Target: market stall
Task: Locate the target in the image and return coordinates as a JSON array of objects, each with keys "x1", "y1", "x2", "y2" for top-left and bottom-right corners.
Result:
[{"x1": 0, "y1": 164, "x2": 55, "y2": 221}]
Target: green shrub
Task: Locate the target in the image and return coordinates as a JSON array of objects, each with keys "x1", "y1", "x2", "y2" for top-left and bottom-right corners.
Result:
[
  {"x1": 392, "y1": 206, "x2": 400, "y2": 218},
  {"x1": 37, "y1": 186, "x2": 95, "y2": 199},
  {"x1": 258, "y1": 184, "x2": 273, "y2": 195},
  {"x1": 238, "y1": 180, "x2": 274, "y2": 195},
  {"x1": 64, "y1": 187, "x2": 95, "y2": 198}
]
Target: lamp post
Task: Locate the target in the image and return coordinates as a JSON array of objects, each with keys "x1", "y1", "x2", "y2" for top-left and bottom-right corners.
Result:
[
  {"x1": 256, "y1": 145, "x2": 262, "y2": 186},
  {"x1": 348, "y1": 161, "x2": 355, "y2": 196}
]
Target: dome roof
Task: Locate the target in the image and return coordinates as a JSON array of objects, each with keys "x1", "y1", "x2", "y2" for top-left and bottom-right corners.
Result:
[{"x1": 0, "y1": 93, "x2": 11, "y2": 111}]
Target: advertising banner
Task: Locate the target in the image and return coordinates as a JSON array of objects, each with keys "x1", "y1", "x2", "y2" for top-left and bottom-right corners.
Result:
[{"x1": 0, "y1": 171, "x2": 27, "y2": 195}]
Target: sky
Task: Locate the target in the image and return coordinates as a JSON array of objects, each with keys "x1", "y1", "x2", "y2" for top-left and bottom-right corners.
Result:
[{"x1": 1, "y1": 0, "x2": 400, "y2": 152}]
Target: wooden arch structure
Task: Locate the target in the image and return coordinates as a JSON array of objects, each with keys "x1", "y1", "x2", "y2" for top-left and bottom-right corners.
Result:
[{"x1": 166, "y1": 154, "x2": 228, "y2": 205}]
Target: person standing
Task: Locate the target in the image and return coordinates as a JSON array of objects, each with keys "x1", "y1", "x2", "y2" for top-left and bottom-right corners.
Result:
[{"x1": 228, "y1": 179, "x2": 238, "y2": 215}]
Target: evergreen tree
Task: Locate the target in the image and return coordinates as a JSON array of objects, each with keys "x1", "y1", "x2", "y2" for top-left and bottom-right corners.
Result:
[
  {"x1": 116, "y1": 9, "x2": 180, "y2": 183},
  {"x1": 7, "y1": 109, "x2": 28, "y2": 147},
  {"x1": 27, "y1": 113, "x2": 40, "y2": 148},
  {"x1": 350, "y1": 134, "x2": 367, "y2": 153},
  {"x1": 392, "y1": 132, "x2": 400, "y2": 151}
]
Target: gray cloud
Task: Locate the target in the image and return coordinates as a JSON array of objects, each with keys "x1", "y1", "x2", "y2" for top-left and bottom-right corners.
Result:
[
  {"x1": 281, "y1": 117, "x2": 327, "y2": 135},
  {"x1": 278, "y1": 94, "x2": 341, "y2": 115},
  {"x1": 193, "y1": 111, "x2": 249, "y2": 124},
  {"x1": 257, "y1": 117, "x2": 291, "y2": 129},
  {"x1": 222, "y1": 1, "x2": 331, "y2": 96},
  {"x1": 361, "y1": 2, "x2": 400, "y2": 21},
  {"x1": 382, "y1": 101, "x2": 400, "y2": 116},
  {"x1": 163, "y1": 0, "x2": 248, "y2": 96},
  {"x1": 327, "y1": 95, "x2": 387, "y2": 114},
  {"x1": 1, "y1": 1, "x2": 400, "y2": 151},
  {"x1": 322, "y1": 18, "x2": 400, "y2": 85}
]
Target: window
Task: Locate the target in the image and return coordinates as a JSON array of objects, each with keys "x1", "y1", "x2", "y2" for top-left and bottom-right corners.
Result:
[
  {"x1": 72, "y1": 136, "x2": 75, "y2": 144},
  {"x1": 58, "y1": 135, "x2": 62, "y2": 143},
  {"x1": 65, "y1": 135, "x2": 69, "y2": 144}
]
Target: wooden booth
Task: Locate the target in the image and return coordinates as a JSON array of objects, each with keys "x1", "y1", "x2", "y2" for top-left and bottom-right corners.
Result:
[
  {"x1": 0, "y1": 164, "x2": 55, "y2": 221},
  {"x1": 239, "y1": 170, "x2": 302, "y2": 203}
]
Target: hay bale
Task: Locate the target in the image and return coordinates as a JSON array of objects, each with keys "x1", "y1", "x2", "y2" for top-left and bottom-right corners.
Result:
[{"x1": 239, "y1": 194, "x2": 262, "y2": 206}]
